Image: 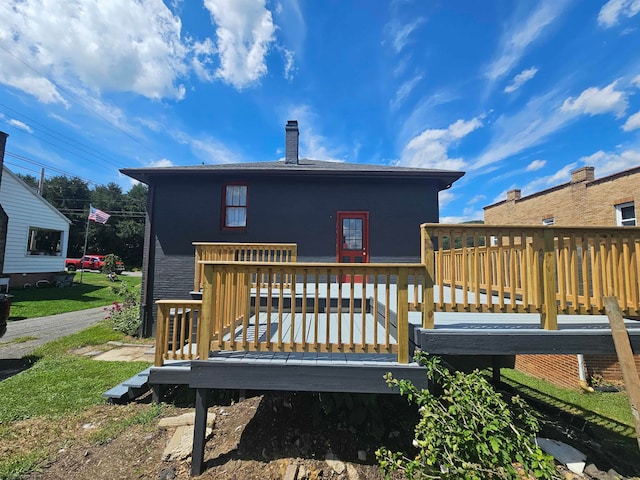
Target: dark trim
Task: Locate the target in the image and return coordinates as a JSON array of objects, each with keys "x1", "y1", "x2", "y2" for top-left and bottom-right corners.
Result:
[{"x1": 141, "y1": 184, "x2": 156, "y2": 337}]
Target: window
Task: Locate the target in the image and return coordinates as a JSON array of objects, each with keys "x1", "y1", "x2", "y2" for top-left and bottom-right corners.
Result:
[
  {"x1": 27, "y1": 227, "x2": 63, "y2": 256},
  {"x1": 542, "y1": 217, "x2": 555, "y2": 226},
  {"x1": 615, "y1": 202, "x2": 636, "y2": 226},
  {"x1": 223, "y1": 184, "x2": 248, "y2": 228}
]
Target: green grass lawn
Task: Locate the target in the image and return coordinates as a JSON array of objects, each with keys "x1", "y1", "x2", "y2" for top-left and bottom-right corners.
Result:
[{"x1": 8, "y1": 273, "x2": 142, "y2": 320}]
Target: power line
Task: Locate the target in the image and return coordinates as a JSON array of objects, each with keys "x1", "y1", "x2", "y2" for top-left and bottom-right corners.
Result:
[{"x1": 5, "y1": 151, "x2": 104, "y2": 186}]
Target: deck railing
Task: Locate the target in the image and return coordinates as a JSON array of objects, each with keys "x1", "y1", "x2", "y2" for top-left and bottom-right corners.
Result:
[
  {"x1": 155, "y1": 299, "x2": 203, "y2": 365},
  {"x1": 155, "y1": 261, "x2": 427, "y2": 365},
  {"x1": 193, "y1": 242, "x2": 297, "y2": 291},
  {"x1": 421, "y1": 224, "x2": 640, "y2": 329}
]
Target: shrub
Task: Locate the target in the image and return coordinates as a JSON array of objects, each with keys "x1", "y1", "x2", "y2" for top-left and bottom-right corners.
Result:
[
  {"x1": 104, "y1": 282, "x2": 141, "y2": 336},
  {"x1": 102, "y1": 254, "x2": 122, "y2": 274},
  {"x1": 376, "y1": 353, "x2": 558, "y2": 480}
]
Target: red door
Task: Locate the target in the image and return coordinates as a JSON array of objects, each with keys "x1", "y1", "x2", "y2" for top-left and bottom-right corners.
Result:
[{"x1": 336, "y1": 211, "x2": 369, "y2": 264}]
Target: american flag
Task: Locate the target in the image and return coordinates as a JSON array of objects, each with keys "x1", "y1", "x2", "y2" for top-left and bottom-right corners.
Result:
[{"x1": 89, "y1": 206, "x2": 110, "y2": 224}]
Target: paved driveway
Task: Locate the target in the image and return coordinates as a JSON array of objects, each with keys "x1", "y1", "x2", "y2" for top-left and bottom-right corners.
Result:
[{"x1": 0, "y1": 306, "x2": 107, "y2": 360}]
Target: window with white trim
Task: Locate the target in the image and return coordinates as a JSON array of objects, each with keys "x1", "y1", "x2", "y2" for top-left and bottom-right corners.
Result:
[
  {"x1": 615, "y1": 202, "x2": 636, "y2": 226},
  {"x1": 27, "y1": 227, "x2": 63, "y2": 256},
  {"x1": 223, "y1": 184, "x2": 248, "y2": 228}
]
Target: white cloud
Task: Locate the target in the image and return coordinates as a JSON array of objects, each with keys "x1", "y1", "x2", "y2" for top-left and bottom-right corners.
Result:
[
  {"x1": 440, "y1": 208, "x2": 484, "y2": 224},
  {"x1": 0, "y1": 0, "x2": 193, "y2": 102},
  {"x1": 521, "y1": 162, "x2": 577, "y2": 195},
  {"x1": 439, "y1": 190, "x2": 456, "y2": 207},
  {"x1": 579, "y1": 149, "x2": 640, "y2": 177},
  {"x1": 282, "y1": 48, "x2": 296, "y2": 80},
  {"x1": 467, "y1": 194, "x2": 486, "y2": 205},
  {"x1": 526, "y1": 159, "x2": 546, "y2": 171},
  {"x1": 622, "y1": 111, "x2": 640, "y2": 131},
  {"x1": 148, "y1": 158, "x2": 175, "y2": 167},
  {"x1": 204, "y1": 0, "x2": 277, "y2": 89},
  {"x1": 191, "y1": 38, "x2": 217, "y2": 82},
  {"x1": 8, "y1": 119, "x2": 33, "y2": 133},
  {"x1": 386, "y1": 18, "x2": 424, "y2": 53},
  {"x1": 172, "y1": 130, "x2": 240, "y2": 164},
  {"x1": 390, "y1": 73, "x2": 423, "y2": 110},
  {"x1": 598, "y1": 0, "x2": 640, "y2": 28},
  {"x1": 400, "y1": 117, "x2": 483, "y2": 170},
  {"x1": 504, "y1": 67, "x2": 538, "y2": 93},
  {"x1": 561, "y1": 81, "x2": 628, "y2": 117},
  {"x1": 633, "y1": 75, "x2": 640, "y2": 88},
  {"x1": 283, "y1": 105, "x2": 345, "y2": 162},
  {"x1": 485, "y1": 0, "x2": 569, "y2": 82}
]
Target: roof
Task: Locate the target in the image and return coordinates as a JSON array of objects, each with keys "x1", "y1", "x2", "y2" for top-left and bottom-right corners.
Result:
[
  {"x1": 121, "y1": 158, "x2": 464, "y2": 191},
  {"x1": 1, "y1": 166, "x2": 72, "y2": 224},
  {"x1": 483, "y1": 164, "x2": 640, "y2": 210}
]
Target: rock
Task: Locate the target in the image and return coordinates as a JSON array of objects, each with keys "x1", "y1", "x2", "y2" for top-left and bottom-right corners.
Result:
[
  {"x1": 357, "y1": 450, "x2": 367, "y2": 461},
  {"x1": 584, "y1": 464, "x2": 600, "y2": 476},
  {"x1": 298, "y1": 465, "x2": 308, "y2": 479},
  {"x1": 159, "y1": 466, "x2": 176, "y2": 480},
  {"x1": 284, "y1": 463, "x2": 299, "y2": 480},
  {"x1": 346, "y1": 463, "x2": 360, "y2": 480},
  {"x1": 606, "y1": 468, "x2": 623, "y2": 479},
  {"x1": 162, "y1": 425, "x2": 213, "y2": 461},
  {"x1": 325, "y1": 452, "x2": 346, "y2": 475},
  {"x1": 158, "y1": 412, "x2": 216, "y2": 428}
]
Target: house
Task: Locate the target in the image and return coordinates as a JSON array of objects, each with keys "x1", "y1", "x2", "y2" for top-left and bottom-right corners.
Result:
[
  {"x1": 0, "y1": 151, "x2": 71, "y2": 288},
  {"x1": 483, "y1": 164, "x2": 640, "y2": 389},
  {"x1": 484, "y1": 165, "x2": 638, "y2": 227},
  {"x1": 121, "y1": 120, "x2": 464, "y2": 336}
]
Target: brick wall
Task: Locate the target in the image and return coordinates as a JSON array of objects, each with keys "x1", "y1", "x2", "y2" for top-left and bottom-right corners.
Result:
[
  {"x1": 514, "y1": 354, "x2": 580, "y2": 390},
  {"x1": 484, "y1": 167, "x2": 640, "y2": 226}
]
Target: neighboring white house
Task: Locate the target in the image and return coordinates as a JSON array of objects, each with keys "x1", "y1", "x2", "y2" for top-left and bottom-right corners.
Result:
[{"x1": 0, "y1": 166, "x2": 71, "y2": 287}]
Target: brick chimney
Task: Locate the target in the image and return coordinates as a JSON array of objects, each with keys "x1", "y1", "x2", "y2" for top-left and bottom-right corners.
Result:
[
  {"x1": 285, "y1": 120, "x2": 299, "y2": 165},
  {"x1": 0, "y1": 131, "x2": 8, "y2": 276},
  {"x1": 570, "y1": 166, "x2": 594, "y2": 184},
  {"x1": 506, "y1": 189, "x2": 521, "y2": 201}
]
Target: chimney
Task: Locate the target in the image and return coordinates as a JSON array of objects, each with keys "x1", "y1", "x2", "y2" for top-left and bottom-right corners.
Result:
[
  {"x1": 285, "y1": 120, "x2": 299, "y2": 165},
  {"x1": 570, "y1": 166, "x2": 594, "y2": 184},
  {"x1": 506, "y1": 189, "x2": 521, "y2": 201},
  {"x1": 0, "y1": 131, "x2": 9, "y2": 276}
]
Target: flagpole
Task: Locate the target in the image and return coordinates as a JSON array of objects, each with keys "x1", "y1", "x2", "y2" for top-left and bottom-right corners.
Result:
[{"x1": 80, "y1": 204, "x2": 91, "y2": 285}]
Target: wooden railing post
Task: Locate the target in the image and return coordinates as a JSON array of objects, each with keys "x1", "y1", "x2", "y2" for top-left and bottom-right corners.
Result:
[
  {"x1": 154, "y1": 304, "x2": 167, "y2": 366},
  {"x1": 542, "y1": 229, "x2": 558, "y2": 329},
  {"x1": 397, "y1": 267, "x2": 409, "y2": 363},
  {"x1": 421, "y1": 226, "x2": 435, "y2": 329},
  {"x1": 194, "y1": 245, "x2": 202, "y2": 292},
  {"x1": 198, "y1": 264, "x2": 214, "y2": 360}
]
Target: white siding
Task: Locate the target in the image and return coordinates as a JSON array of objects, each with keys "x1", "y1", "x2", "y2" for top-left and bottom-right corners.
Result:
[{"x1": 0, "y1": 168, "x2": 71, "y2": 274}]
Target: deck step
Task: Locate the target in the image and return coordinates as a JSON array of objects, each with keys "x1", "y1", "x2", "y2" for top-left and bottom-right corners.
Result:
[{"x1": 103, "y1": 367, "x2": 152, "y2": 403}]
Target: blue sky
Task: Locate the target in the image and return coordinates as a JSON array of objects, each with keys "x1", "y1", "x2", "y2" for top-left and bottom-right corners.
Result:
[{"x1": 1, "y1": 0, "x2": 639, "y2": 222}]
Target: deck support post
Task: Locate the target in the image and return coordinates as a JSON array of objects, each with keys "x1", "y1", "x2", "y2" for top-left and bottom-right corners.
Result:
[
  {"x1": 421, "y1": 226, "x2": 435, "y2": 329},
  {"x1": 541, "y1": 228, "x2": 558, "y2": 330},
  {"x1": 491, "y1": 356, "x2": 501, "y2": 386},
  {"x1": 191, "y1": 388, "x2": 209, "y2": 476},
  {"x1": 397, "y1": 267, "x2": 409, "y2": 363}
]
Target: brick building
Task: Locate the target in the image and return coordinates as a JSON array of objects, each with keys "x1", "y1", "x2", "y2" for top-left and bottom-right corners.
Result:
[
  {"x1": 484, "y1": 165, "x2": 638, "y2": 227},
  {"x1": 484, "y1": 165, "x2": 640, "y2": 390}
]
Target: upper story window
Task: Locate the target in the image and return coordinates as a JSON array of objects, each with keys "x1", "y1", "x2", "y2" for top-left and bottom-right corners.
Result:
[
  {"x1": 615, "y1": 202, "x2": 636, "y2": 226},
  {"x1": 223, "y1": 183, "x2": 248, "y2": 228},
  {"x1": 542, "y1": 217, "x2": 555, "y2": 226}
]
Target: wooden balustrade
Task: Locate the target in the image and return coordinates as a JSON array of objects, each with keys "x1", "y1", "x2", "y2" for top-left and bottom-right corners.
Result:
[
  {"x1": 193, "y1": 242, "x2": 297, "y2": 291},
  {"x1": 155, "y1": 300, "x2": 203, "y2": 366},
  {"x1": 421, "y1": 224, "x2": 640, "y2": 329},
  {"x1": 186, "y1": 261, "x2": 427, "y2": 365}
]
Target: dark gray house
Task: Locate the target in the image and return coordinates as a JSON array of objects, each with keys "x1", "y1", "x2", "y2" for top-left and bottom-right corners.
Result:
[{"x1": 121, "y1": 121, "x2": 464, "y2": 335}]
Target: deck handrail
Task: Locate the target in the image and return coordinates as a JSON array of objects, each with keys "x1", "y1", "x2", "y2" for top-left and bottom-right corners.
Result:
[
  {"x1": 421, "y1": 223, "x2": 640, "y2": 329},
  {"x1": 155, "y1": 261, "x2": 428, "y2": 365},
  {"x1": 192, "y1": 242, "x2": 297, "y2": 291},
  {"x1": 155, "y1": 299, "x2": 203, "y2": 366}
]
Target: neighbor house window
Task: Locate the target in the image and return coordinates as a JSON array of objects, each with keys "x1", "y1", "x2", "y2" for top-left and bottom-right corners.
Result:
[
  {"x1": 27, "y1": 227, "x2": 63, "y2": 256},
  {"x1": 542, "y1": 217, "x2": 555, "y2": 226},
  {"x1": 615, "y1": 202, "x2": 636, "y2": 226},
  {"x1": 223, "y1": 183, "x2": 248, "y2": 228}
]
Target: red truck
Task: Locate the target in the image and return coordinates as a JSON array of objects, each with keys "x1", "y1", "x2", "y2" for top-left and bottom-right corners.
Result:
[{"x1": 65, "y1": 255, "x2": 125, "y2": 273}]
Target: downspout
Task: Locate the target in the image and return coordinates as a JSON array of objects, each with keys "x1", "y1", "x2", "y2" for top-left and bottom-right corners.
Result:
[{"x1": 577, "y1": 354, "x2": 594, "y2": 392}]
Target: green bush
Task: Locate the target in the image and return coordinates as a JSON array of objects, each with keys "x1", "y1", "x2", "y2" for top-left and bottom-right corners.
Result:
[
  {"x1": 104, "y1": 282, "x2": 141, "y2": 336},
  {"x1": 376, "y1": 354, "x2": 558, "y2": 480},
  {"x1": 102, "y1": 254, "x2": 122, "y2": 274}
]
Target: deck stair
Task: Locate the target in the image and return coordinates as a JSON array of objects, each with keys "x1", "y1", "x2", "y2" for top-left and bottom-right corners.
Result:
[{"x1": 103, "y1": 367, "x2": 152, "y2": 403}]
